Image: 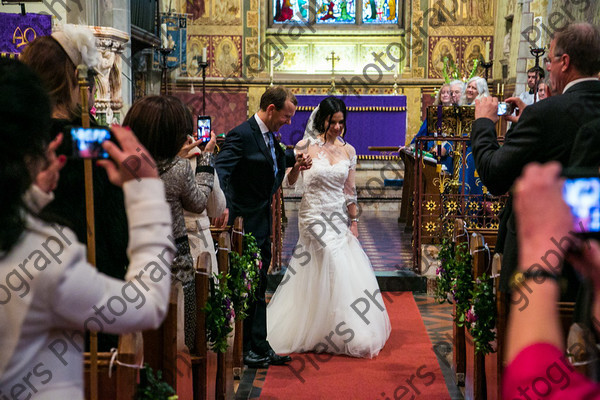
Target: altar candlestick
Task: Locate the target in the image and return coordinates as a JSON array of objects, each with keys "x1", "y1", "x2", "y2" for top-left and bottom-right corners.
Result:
[
  {"x1": 161, "y1": 23, "x2": 168, "y2": 48},
  {"x1": 202, "y1": 47, "x2": 207, "y2": 63},
  {"x1": 269, "y1": 49, "x2": 274, "y2": 78}
]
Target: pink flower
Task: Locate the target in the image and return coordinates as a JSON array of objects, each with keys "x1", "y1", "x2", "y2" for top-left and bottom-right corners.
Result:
[
  {"x1": 90, "y1": 106, "x2": 97, "y2": 117},
  {"x1": 466, "y1": 305, "x2": 478, "y2": 323}
]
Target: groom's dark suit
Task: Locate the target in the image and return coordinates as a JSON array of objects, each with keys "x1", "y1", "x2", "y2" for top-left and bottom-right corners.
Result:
[
  {"x1": 471, "y1": 80, "x2": 600, "y2": 293},
  {"x1": 216, "y1": 115, "x2": 295, "y2": 355}
]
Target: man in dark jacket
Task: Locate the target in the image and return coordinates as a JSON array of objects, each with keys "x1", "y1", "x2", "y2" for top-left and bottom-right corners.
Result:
[
  {"x1": 216, "y1": 86, "x2": 309, "y2": 367},
  {"x1": 471, "y1": 22, "x2": 600, "y2": 294}
]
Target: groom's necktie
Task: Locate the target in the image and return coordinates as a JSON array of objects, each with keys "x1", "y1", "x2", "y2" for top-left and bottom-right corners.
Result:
[{"x1": 267, "y1": 132, "x2": 279, "y2": 178}]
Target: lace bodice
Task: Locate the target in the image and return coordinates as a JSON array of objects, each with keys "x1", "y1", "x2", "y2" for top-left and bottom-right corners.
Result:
[{"x1": 287, "y1": 136, "x2": 358, "y2": 209}]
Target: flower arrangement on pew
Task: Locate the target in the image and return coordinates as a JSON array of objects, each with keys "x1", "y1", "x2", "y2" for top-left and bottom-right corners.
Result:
[
  {"x1": 228, "y1": 233, "x2": 261, "y2": 320},
  {"x1": 204, "y1": 274, "x2": 235, "y2": 353},
  {"x1": 434, "y1": 238, "x2": 455, "y2": 304},
  {"x1": 466, "y1": 273, "x2": 496, "y2": 355},
  {"x1": 435, "y1": 239, "x2": 473, "y2": 325}
]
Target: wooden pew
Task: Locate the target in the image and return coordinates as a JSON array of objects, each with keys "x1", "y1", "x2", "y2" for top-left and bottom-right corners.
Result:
[
  {"x1": 142, "y1": 280, "x2": 193, "y2": 398},
  {"x1": 215, "y1": 231, "x2": 235, "y2": 400},
  {"x1": 487, "y1": 253, "x2": 503, "y2": 400},
  {"x1": 192, "y1": 252, "x2": 211, "y2": 400},
  {"x1": 464, "y1": 233, "x2": 490, "y2": 400},
  {"x1": 230, "y1": 217, "x2": 245, "y2": 379},
  {"x1": 84, "y1": 333, "x2": 141, "y2": 400},
  {"x1": 452, "y1": 218, "x2": 468, "y2": 386}
]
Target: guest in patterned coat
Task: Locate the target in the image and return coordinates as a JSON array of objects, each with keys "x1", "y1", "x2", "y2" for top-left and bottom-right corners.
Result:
[{"x1": 123, "y1": 95, "x2": 215, "y2": 351}]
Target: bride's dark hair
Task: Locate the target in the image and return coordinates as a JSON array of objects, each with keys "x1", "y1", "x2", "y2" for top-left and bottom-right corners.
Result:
[
  {"x1": 314, "y1": 97, "x2": 347, "y2": 140},
  {"x1": 0, "y1": 59, "x2": 52, "y2": 256}
]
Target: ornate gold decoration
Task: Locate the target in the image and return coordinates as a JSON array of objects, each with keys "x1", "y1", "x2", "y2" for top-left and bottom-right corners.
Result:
[
  {"x1": 425, "y1": 221, "x2": 438, "y2": 233},
  {"x1": 425, "y1": 200, "x2": 438, "y2": 212}
]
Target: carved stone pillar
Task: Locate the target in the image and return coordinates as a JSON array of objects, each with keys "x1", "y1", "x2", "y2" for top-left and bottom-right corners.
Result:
[{"x1": 90, "y1": 26, "x2": 130, "y2": 125}]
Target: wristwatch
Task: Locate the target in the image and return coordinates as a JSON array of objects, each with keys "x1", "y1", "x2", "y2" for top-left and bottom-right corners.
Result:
[{"x1": 510, "y1": 269, "x2": 559, "y2": 288}]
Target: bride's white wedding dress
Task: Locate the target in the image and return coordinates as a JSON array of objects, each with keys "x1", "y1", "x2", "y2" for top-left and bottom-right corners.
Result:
[{"x1": 267, "y1": 137, "x2": 391, "y2": 358}]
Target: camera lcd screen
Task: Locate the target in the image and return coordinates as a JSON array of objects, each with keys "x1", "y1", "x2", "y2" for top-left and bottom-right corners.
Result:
[
  {"x1": 70, "y1": 127, "x2": 111, "y2": 159},
  {"x1": 197, "y1": 116, "x2": 211, "y2": 143},
  {"x1": 497, "y1": 102, "x2": 512, "y2": 116},
  {"x1": 563, "y1": 177, "x2": 600, "y2": 233}
]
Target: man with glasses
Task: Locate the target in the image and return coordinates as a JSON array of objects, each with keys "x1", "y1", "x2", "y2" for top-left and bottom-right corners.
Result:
[{"x1": 468, "y1": 22, "x2": 600, "y2": 298}]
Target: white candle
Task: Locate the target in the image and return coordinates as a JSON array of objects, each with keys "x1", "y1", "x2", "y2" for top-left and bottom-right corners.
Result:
[
  {"x1": 202, "y1": 47, "x2": 207, "y2": 63},
  {"x1": 269, "y1": 49, "x2": 274, "y2": 78},
  {"x1": 393, "y1": 63, "x2": 398, "y2": 80},
  {"x1": 485, "y1": 41, "x2": 490, "y2": 60},
  {"x1": 161, "y1": 23, "x2": 168, "y2": 48}
]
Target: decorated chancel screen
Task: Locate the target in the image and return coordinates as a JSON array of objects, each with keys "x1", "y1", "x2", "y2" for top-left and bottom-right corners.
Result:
[{"x1": 278, "y1": 95, "x2": 407, "y2": 158}]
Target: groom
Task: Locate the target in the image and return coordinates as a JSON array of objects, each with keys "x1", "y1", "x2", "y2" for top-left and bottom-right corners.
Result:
[{"x1": 216, "y1": 86, "x2": 308, "y2": 367}]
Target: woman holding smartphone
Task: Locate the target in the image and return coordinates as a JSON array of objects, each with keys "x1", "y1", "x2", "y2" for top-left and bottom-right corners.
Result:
[{"x1": 123, "y1": 96, "x2": 216, "y2": 352}]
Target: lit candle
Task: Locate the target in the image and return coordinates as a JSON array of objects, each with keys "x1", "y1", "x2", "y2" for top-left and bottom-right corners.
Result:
[
  {"x1": 202, "y1": 47, "x2": 207, "y2": 63},
  {"x1": 485, "y1": 41, "x2": 490, "y2": 60},
  {"x1": 161, "y1": 23, "x2": 168, "y2": 48},
  {"x1": 393, "y1": 63, "x2": 398, "y2": 80}
]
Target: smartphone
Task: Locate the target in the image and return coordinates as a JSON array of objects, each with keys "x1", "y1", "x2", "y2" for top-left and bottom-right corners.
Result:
[
  {"x1": 70, "y1": 126, "x2": 111, "y2": 159},
  {"x1": 197, "y1": 116, "x2": 211, "y2": 143},
  {"x1": 497, "y1": 102, "x2": 513, "y2": 116},
  {"x1": 562, "y1": 168, "x2": 600, "y2": 236}
]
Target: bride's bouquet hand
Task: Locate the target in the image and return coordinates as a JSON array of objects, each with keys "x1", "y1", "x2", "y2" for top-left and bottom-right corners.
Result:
[{"x1": 295, "y1": 153, "x2": 312, "y2": 171}]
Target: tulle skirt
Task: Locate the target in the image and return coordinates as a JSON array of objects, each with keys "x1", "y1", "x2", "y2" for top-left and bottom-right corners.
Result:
[{"x1": 267, "y1": 225, "x2": 391, "y2": 358}]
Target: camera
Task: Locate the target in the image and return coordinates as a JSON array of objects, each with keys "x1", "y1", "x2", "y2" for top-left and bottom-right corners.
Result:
[
  {"x1": 497, "y1": 102, "x2": 513, "y2": 116},
  {"x1": 562, "y1": 168, "x2": 600, "y2": 236},
  {"x1": 197, "y1": 116, "x2": 211, "y2": 143},
  {"x1": 70, "y1": 126, "x2": 111, "y2": 159}
]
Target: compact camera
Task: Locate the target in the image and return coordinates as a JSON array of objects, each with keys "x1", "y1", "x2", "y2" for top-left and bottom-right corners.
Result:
[{"x1": 497, "y1": 102, "x2": 514, "y2": 116}]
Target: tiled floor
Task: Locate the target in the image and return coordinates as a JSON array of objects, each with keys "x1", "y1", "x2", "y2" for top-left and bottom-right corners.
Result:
[
  {"x1": 281, "y1": 209, "x2": 414, "y2": 272},
  {"x1": 235, "y1": 211, "x2": 463, "y2": 399}
]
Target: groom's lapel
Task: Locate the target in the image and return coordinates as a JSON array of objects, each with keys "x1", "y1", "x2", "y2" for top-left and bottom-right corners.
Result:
[{"x1": 249, "y1": 117, "x2": 274, "y2": 166}]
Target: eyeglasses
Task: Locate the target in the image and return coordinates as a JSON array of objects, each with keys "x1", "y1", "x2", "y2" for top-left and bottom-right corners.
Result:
[{"x1": 543, "y1": 54, "x2": 563, "y2": 66}]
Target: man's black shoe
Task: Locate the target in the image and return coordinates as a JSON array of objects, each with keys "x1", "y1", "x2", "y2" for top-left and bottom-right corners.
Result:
[
  {"x1": 264, "y1": 349, "x2": 292, "y2": 365},
  {"x1": 243, "y1": 350, "x2": 269, "y2": 368}
]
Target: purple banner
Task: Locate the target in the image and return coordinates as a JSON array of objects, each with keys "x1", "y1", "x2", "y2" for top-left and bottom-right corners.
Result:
[
  {"x1": 278, "y1": 95, "x2": 407, "y2": 157},
  {"x1": 0, "y1": 13, "x2": 52, "y2": 57}
]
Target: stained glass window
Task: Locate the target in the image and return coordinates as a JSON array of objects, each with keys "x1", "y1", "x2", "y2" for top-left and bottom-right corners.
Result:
[
  {"x1": 316, "y1": 0, "x2": 356, "y2": 24},
  {"x1": 271, "y1": 0, "x2": 400, "y2": 26},
  {"x1": 273, "y1": 0, "x2": 309, "y2": 23},
  {"x1": 362, "y1": 0, "x2": 398, "y2": 24}
]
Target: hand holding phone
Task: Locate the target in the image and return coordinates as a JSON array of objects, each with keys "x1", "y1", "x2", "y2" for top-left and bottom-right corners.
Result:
[{"x1": 197, "y1": 116, "x2": 211, "y2": 143}]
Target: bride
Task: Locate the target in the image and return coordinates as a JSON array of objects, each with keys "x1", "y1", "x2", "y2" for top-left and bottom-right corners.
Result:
[{"x1": 267, "y1": 97, "x2": 391, "y2": 358}]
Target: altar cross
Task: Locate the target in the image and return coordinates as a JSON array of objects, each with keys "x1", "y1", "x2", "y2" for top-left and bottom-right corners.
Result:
[
  {"x1": 326, "y1": 51, "x2": 340, "y2": 94},
  {"x1": 326, "y1": 51, "x2": 340, "y2": 76}
]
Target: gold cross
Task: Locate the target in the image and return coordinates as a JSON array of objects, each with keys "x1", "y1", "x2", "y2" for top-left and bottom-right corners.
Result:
[{"x1": 326, "y1": 51, "x2": 340, "y2": 76}]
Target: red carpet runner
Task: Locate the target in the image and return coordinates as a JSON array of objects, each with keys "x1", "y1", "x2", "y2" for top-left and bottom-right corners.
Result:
[{"x1": 259, "y1": 292, "x2": 450, "y2": 399}]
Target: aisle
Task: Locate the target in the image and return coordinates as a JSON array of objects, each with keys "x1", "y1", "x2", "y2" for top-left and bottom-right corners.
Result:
[{"x1": 258, "y1": 292, "x2": 450, "y2": 400}]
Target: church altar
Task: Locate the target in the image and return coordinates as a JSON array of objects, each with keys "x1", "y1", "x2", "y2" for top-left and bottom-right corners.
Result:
[{"x1": 278, "y1": 95, "x2": 407, "y2": 158}]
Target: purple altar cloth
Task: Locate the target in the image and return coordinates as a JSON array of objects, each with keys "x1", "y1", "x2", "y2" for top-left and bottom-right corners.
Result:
[
  {"x1": 278, "y1": 95, "x2": 407, "y2": 156},
  {"x1": 0, "y1": 13, "x2": 52, "y2": 57}
]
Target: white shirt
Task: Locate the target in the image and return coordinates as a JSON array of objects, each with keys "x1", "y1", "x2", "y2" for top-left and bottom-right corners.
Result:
[
  {"x1": 254, "y1": 114, "x2": 271, "y2": 148},
  {"x1": 563, "y1": 77, "x2": 600, "y2": 93}
]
